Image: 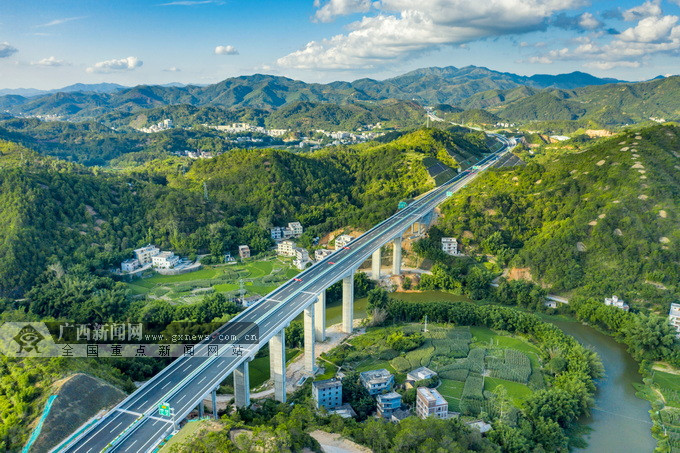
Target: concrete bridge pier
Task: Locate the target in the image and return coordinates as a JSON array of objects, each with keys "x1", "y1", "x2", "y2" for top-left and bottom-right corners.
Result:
[
  {"x1": 211, "y1": 389, "x2": 218, "y2": 419},
  {"x1": 303, "y1": 303, "x2": 316, "y2": 374},
  {"x1": 342, "y1": 273, "x2": 354, "y2": 334},
  {"x1": 233, "y1": 358, "x2": 251, "y2": 408},
  {"x1": 314, "y1": 291, "x2": 326, "y2": 341},
  {"x1": 392, "y1": 236, "x2": 402, "y2": 275},
  {"x1": 372, "y1": 247, "x2": 381, "y2": 280},
  {"x1": 198, "y1": 401, "x2": 204, "y2": 418},
  {"x1": 269, "y1": 329, "x2": 286, "y2": 403}
]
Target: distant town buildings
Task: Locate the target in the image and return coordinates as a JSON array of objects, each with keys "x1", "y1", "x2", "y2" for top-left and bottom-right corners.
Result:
[
  {"x1": 416, "y1": 387, "x2": 448, "y2": 419},
  {"x1": 134, "y1": 244, "x2": 160, "y2": 265},
  {"x1": 312, "y1": 378, "x2": 343, "y2": 410},
  {"x1": 376, "y1": 392, "x2": 402, "y2": 419},
  {"x1": 209, "y1": 123, "x2": 288, "y2": 138},
  {"x1": 238, "y1": 245, "x2": 251, "y2": 259},
  {"x1": 604, "y1": 295, "x2": 629, "y2": 311},
  {"x1": 315, "y1": 249, "x2": 333, "y2": 261},
  {"x1": 360, "y1": 369, "x2": 394, "y2": 395},
  {"x1": 669, "y1": 303, "x2": 680, "y2": 336},
  {"x1": 441, "y1": 237, "x2": 459, "y2": 255},
  {"x1": 152, "y1": 251, "x2": 180, "y2": 269},
  {"x1": 139, "y1": 119, "x2": 173, "y2": 133},
  {"x1": 335, "y1": 234, "x2": 354, "y2": 250}
]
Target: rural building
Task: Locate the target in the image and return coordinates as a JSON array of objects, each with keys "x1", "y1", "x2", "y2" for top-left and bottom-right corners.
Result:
[
  {"x1": 441, "y1": 237, "x2": 459, "y2": 255},
  {"x1": 466, "y1": 420, "x2": 492, "y2": 434},
  {"x1": 312, "y1": 378, "x2": 342, "y2": 410},
  {"x1": 293, "y1": 247, "x2": 311, "y2": 270},
  {"x1": 359, "y1": 369, "x2": 394, "y2": 395},
  {"x1": 406, "y1": 366, "x2": 437, "y2": 388},
  {"x1": 152, "y1": 251, "x2": 180, "y2": 269},
  {"x1": 238, "y1": 245, "x2": 250, "y2": 259},
  {"x1": 288, "y1": 221, "x2": 303, "y2": 237},
  {"x1": 416, "y1": 387, "x2": 448, "y2": 419},
  {"x1": 604, "y1": 295, "x2": 629, "y2": 311},
  {"x1": 390, "y1": 409, "x2": 411, "y2": 423},
  {"x1": 329, "y1": 403, "x2": 357, "y2": 418},
  {"x1": 270, "y1": 227, "x2": 284, "y2": 241},
  {"x1": 315, "y1": 249, "x2": 333, "y2": 261},
  {"x1": 277, "y1": 240, "x2": 296, "y2": 257},
  {"x1": 376, "y1": 392, "x2": 402, "y2": 419},
  {"x1": 121, "y1": 258, "x2": 140, "y2": 273},
  {"x1": 335, "y1": 234, "x2": 354, "y2": 250},
  {"x1": 669, "y1": 303, "x2": 680, "y2": 335},
  {"x1": 134, "y1": 244, "x2": 160, "y2": 264}
]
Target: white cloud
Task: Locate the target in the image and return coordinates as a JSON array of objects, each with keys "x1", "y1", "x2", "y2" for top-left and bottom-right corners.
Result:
[
  {"x1": 313, "y1": 0, "x2": 375, "y2": 23},
  {"x1": 163, "y1": 66, "x2": 182, "y2": 72},
  {"x1": 528, "y1": 10, "x2": 680, "y2": 71},
  {"x1": 36, "y1": 16, "x2": 86, "y2": 27},
  {"x1": 527, "y1": 56, "x2": 553, "y2": 64},
  {"x1": 584, "y1": 60, "x2": 641, "y2": 70},
  {"x1": 31, "y1": 56, "x2": 68, "y2": 67},
  {"x1": 578, "y1": 12, "x2": 602, "y2": 30},
  {"x1": 215, "y1": 45, "x2": 239, "y2": 55},
  {"x1": 0, "y1": 42, "x2": 18, "y2": 58},
  {"x1": 86, "y1": 56, "x2": 143, "y2": 73},
  {"x1": 622, "y1": 0, "x2": 661, "y2": 21},
  {"x1": 618, "y1": 15, "x2": 678, "y2": 43},
  {"x1": 279, "y1": 0, "x2": 588, "y2": 69}
]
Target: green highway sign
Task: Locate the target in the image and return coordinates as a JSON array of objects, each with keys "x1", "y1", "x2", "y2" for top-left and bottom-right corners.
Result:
[{"x1": 159, "y1": 403, "x2": 172, "y2": 417}]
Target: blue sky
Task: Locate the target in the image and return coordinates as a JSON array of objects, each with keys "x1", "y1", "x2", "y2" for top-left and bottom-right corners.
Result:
[{"x1": 0, "y1": 0, "x2": 679, "y2": 89}]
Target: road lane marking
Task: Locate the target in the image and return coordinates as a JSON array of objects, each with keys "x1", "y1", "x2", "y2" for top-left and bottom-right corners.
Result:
[
  {"x1": 177, "y1": 394, "x2": 187, "y2": 404},
  {"x1": 110, "y1": 421, "x2": 123, "y2": 433},
  {"x1": 161, "y1": 382, "x2": 172, "y2": 390},
  {"x1": 123, "y1": 439, "x2": 138, "y2": 452}
]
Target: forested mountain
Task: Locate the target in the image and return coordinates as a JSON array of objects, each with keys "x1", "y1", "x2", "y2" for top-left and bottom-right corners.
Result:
[
  {"x1": 0, "y1": 127, "x2": 486, "y2": 297},
  {"x1": 458, "y1": 76, "x2": 680, "y2": 125},
  {"x1": 437, "y1": 124, "x2": 680, "y2": 311},
  {"x1": 0, "y1": 66, "x2": 630, "y2": 120}
]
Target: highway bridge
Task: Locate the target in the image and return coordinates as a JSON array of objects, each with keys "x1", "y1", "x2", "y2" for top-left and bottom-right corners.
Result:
[{"x1": 54, "y1": 134, "x2": 514, "y2": 453}]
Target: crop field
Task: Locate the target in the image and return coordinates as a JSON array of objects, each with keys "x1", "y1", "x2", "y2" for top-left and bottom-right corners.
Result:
[
  {"x1": 320, "y1": 323, "x2": 545, "y2": 417},
  {"x1": 123, "y1": 257, "x2": 299, "y2": 304}
]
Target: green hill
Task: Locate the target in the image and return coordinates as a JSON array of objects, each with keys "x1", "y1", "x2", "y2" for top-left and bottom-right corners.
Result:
[
  {"x1": 0, "y1": 127, "x2": 488, "y2": 297},
  {"x1": 437, "y1": 124, "x2": 680, "y2": 311},
  {"x1": 460, "y1": 77, "x2": 680, "y2": 126}
]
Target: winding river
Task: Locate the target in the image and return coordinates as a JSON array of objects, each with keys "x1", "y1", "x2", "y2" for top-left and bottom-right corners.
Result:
[
  {"x1": 551, "y1": 319, "x2": 656, "y2": 452},
  {"x1": 325, "y1": 291, "x2": 656, "y2": 451}
]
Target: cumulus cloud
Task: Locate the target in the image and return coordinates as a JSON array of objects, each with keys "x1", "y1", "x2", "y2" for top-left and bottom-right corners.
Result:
[
  {"x1": 86, "y1": 56, "x2": 143, "y2": 73},
  {"x1": 579, "y1": 12, "x2": 603, "y2": 30},
  {"x1": 313, "y1": 0, "x2": 375, "y2": 23},
  {"x1": 31, "y1": 56, "x2": 68, "y2": 67},
  {"x1": 0, "y1": 42, "x2": 18, "y2": 58},
  {"x1": 163, "y1": 66, "x2": 181, "y2": 72},
  {"x1": 622, "y1": 0, "x2": 662, "y2": 21},
  {"x1": 215, "y1": 45, "x2": 239, "y2": 55},
  {"x1": 527, "y1": 5, "x2": 680, "y2": 71},
  {"x1": 279, "y1": 0, "x2": 588, "y2": 69}
]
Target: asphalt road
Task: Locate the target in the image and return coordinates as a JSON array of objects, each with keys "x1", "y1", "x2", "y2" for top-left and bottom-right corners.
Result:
[{"x1": 57, "y1": 135, "x2": 513, "y2": 453}]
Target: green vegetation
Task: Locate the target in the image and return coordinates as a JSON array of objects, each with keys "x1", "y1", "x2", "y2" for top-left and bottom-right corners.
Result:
[
  {"x1": 436, "y1": 124, "x2": 680, "y2": 311},
  {"x1": 459, "y1": 76, "x2": 680, "y2": 125},
  {"x1": 0, "y1": 127, "x2": 487, "y2": 297}
]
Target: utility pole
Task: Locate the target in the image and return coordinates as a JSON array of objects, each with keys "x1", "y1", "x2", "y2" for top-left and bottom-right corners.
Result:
[
  {"x1": 423, "y1": 315, "x2": 428, "y2": 333},
  {"x1": 203, "y1": 182, "x2": 209, "y2": 201},
  {"x1": 239, "y1": 278, "x2": 246, "y2": 305}
]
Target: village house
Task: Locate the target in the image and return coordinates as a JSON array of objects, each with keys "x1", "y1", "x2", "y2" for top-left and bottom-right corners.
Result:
[{"x1": 416, "y1": 387, "x2": 448, "y2": 419}]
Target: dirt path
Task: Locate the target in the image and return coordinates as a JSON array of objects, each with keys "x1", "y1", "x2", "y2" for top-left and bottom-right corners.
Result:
[{"x1": 309, "y1": 430, "x2": 371, "y2": 453}]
